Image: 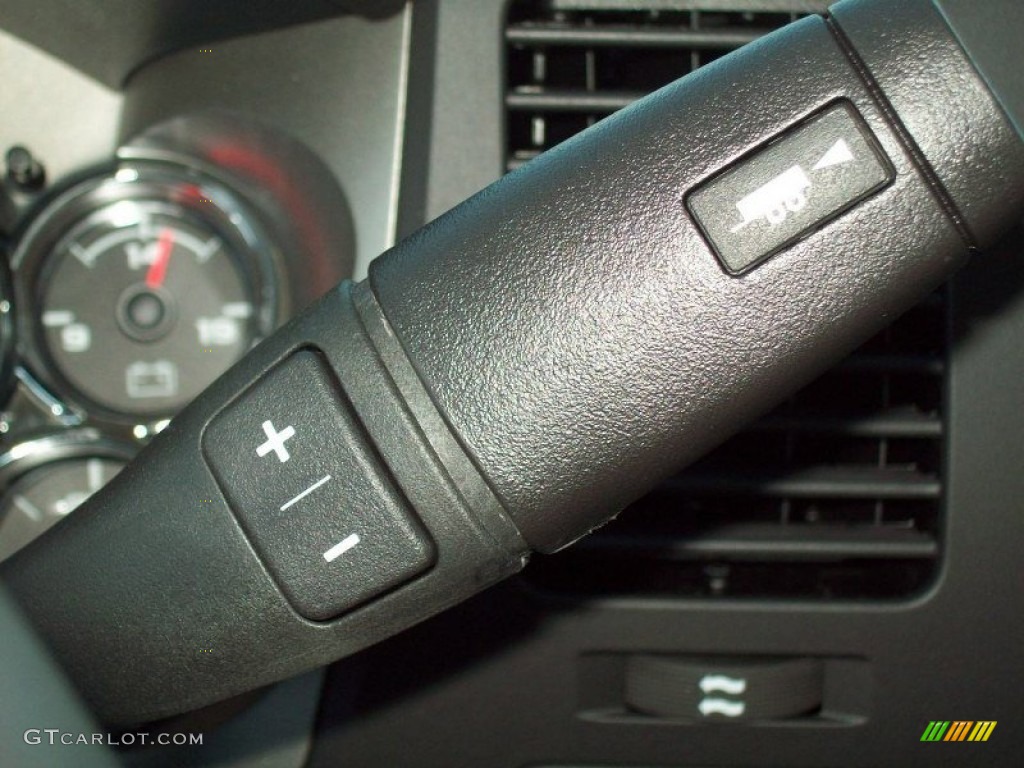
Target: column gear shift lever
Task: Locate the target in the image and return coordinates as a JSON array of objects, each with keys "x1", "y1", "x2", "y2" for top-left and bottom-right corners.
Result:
[{"x1": 3, "y1": 0, "x2": 1022, "y2": 725}]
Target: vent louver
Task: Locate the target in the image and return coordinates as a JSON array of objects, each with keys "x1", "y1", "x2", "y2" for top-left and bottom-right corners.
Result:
[{"x1": 506, "y1": 0, "x2": 946, "y2": 599}]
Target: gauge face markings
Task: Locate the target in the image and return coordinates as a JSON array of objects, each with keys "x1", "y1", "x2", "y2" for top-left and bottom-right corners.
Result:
[
  {"x1": 0, "y1": 457, "x2": 125, "y2": 562},
  {"x1": 37, "y1": 199, "x2": 265, "y2": 418},
  {"x1": 11, "y1": 494, "x2": 42, "y2": 522}
]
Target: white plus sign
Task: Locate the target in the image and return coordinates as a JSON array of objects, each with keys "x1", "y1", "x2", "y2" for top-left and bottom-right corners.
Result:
[{"x1": 256, "y1": 420, "x2": 296, "y2": 463}]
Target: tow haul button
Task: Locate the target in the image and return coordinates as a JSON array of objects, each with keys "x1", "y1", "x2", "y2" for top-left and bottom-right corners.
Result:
[{"x1": 687, "y1": 101, "x2": 895, "y2": 275}]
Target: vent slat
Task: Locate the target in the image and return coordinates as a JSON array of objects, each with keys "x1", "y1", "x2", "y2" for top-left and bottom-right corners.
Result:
[
  {"x1": 840, "y1": 354, "x2": 944, "y2": 375},
  {"x1": 664, "y1": 467, "x2": 942, "y2": 499},
  {"x1": 507, "y1": 88, "x2": 643, "y2": 113},
  {"x1": 577, "y1": 524, "x2": 939, "y2": 561},
  {"x1": 754, "y1": 412, "x2": 942, "y2": 438},
  {"x1": 507, "y1": 23, "x2": 768, "y2": 48}
]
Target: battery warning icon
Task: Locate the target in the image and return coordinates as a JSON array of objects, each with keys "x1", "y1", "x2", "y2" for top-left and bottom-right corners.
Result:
[{"x1": 688, "y1": 104, "x2": 893, "y2": 276}]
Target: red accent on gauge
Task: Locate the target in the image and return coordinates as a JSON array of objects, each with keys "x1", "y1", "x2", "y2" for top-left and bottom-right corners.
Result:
[{"x1": 145, "y1": 228, "x2": 175, "y2": 288}]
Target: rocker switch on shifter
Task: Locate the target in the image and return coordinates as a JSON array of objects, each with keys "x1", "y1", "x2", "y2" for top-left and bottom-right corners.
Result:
[
  {"x1": 687, "y1": 101, "x2": 895, "y2": 274},
  {"x1": 203, "y1": 349, "x2": 435, "y2": 621}
]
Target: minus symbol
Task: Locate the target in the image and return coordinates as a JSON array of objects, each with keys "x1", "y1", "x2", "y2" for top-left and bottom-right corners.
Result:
[
  {"x1": 42, "y1": 310, "x2": 74, "y2": 327},
  {"x1": 323, "y1": 533, "x2": 360, "y2": 563}
]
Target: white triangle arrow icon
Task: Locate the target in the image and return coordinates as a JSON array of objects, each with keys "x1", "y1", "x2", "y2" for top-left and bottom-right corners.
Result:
[{"x1": 813, "y1": 138, "x2": 854, "y2": 170}]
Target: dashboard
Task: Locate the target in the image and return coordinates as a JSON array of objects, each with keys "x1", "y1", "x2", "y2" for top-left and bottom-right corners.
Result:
[{"x1": 1, "y1": 1, "x2": 1022, "y2": 767}]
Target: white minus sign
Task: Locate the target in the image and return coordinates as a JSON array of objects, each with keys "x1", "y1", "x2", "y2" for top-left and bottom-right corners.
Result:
[
  {"x1": 323, "y1": 533, "x2": 360, "y2": 563},
  {"x1": 87, "y1": 458, "x2": 104, "y2": 492},
  {"x1": 42, "y1": 310, "x2": 75, "y2": 327},
  {"x1": 280, "y1": 474, "x2": 331, "y2": 511},
  {"x1": 222, "y1": 302, "x2": 254, "y2": 320}
]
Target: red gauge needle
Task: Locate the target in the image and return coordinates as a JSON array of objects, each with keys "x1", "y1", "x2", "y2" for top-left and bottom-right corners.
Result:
[{"x1": 145, "y1": 228, "x2": 175, "y2": 288}]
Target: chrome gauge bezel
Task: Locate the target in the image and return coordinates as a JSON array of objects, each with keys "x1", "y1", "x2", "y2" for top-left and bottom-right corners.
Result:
[
  {"x1": 10, "y1": 160, "x2": 285, "y2": 436},
  {"x1": 0, "y1": 428, "x2": 137, "y2": 487}
]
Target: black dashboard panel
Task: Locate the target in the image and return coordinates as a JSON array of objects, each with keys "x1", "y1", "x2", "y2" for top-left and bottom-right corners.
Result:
[{"x1": 0, "y1": 0, "x2": 405, "y2": 87}]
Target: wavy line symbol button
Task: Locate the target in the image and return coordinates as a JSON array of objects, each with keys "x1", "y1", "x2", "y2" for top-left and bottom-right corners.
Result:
[
  {"x1": 698, "y1": 698, "x2": 746, "y2": 717},
  {"x1": 698, "y1": 674, "x2": 747, "y2": 695}
]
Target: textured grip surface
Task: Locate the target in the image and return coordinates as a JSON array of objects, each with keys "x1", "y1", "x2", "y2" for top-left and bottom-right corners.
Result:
[{"x1": 370, "y1": 11, "x2": 975, "y2": 551}]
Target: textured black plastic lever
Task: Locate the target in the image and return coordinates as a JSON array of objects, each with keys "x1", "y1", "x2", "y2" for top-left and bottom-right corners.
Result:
[{"x1": 2, "y1": 0, "x2": 1022, "y2": 725}]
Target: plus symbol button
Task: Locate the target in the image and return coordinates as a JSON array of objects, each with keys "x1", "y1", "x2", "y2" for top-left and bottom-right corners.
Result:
[{"x1": 256, "y1": 420, "x2": 296, "y2": 463}]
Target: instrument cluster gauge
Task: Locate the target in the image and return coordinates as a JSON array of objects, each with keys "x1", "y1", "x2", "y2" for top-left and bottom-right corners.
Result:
[
  {"x1": 0, "y1": 430, "x2": 135, "y2": 562},
  {"x1": 11, "y1": 162, "x2": 285, "y2": 429}
]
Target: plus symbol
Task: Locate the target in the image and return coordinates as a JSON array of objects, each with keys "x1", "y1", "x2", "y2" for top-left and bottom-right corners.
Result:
[{"x1": 256, "y1": 420, "x2": 296, "y2": 463}]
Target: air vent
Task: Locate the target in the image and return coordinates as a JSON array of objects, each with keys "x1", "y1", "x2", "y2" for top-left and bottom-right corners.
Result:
[{"x1": 506, "y1": 0, "x2": 946, "y2": 600}]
